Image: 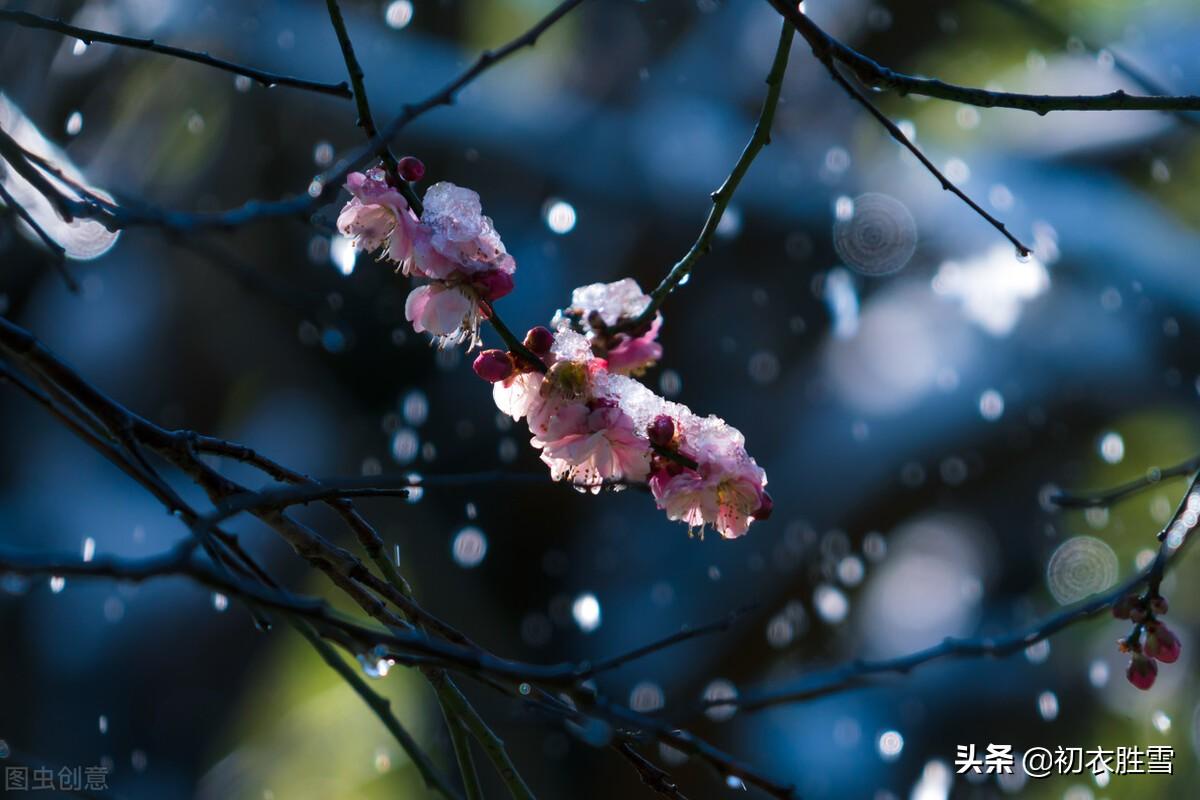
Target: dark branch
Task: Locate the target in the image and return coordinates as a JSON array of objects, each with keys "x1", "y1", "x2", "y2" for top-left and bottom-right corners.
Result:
[{"x1": 0, "y1": 9, "x2": 352, "y2": 97}]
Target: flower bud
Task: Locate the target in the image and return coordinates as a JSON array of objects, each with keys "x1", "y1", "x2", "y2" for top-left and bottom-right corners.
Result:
[
  {"x1": 1111, "y1": 594, "x2": 1136, "y2": 620},
  {"x1": 1144, "y1": 623, "x2": 1181, "y2": 663},
  {"x1": 647, "y1": 415, "x2": 675, "y2": 448},
  {"x1": 1126, "y1": 653, "x2": 1158, "y2": 690},
  {"x1": 474, "y1": 270, "x2": 515, "y2": 302},
  {"x1": 752, "y1": 491, "x2": 774, "y2": 521},
  {"x1": 524, "y1": 326, "x2": 555, "y2": 355},
  {"x1": 397, "y1": 156, "x2": 425, "y2": 182},
  {"x1": 1129, "y1": 605, "x2": 1148, "y2": 623},
  {"x1": 1150, "y1": 595, "x2": 1168, "y2": 616},
  {"x1": 472, "y1": 349, "x2": 514, "y2": 383}
]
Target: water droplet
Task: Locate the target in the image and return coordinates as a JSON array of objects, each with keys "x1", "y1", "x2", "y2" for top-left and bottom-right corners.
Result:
[
  {"x1": 49, "y1": 575, "x2": 65, "y2": 593},
  {"x1": 452, "y1": 526, "x2": 488, "y2": 568},
  {"x1": 979, "y1": 389, "x2": 1005, "y2": 421},
  {"x1": 814, "y1": 584, "x2": 849, "y2": 623},
  {"x1": 72, "y1": 40, "x2": 88, "y2": 56},
  {"x1": 1024, "y1": 639, "x2": 1050, "y2": 664},
  {"x1": 313, "y1": 141, "x2": 334, "y2": 167},
  {"x1": 703, "y1": 679, "x2": 738, "y2": 721},
  {"x1": 658, "y1": 369, "x2": 682, "y2": 397},
  {"x1": 186, "y1": 111, "x2": 205, "y2": 134},
  {"x1": 571, "y1": 592, "x2": 601, "y2": 633},
  {"x1": 82, "y1": 537, "x2": 95, "y2": 562},
  {"x1": 1098, "y1": 431, "x2": 1125, "y2": 464},
  {"x1": 329, "y1": 235, "x2": 356, "y2": 275},
  {"x1": 543, "y1": 199, "x2": 577, "y2": 234},
  {"x1": 212, "y1": 592, "x2": 229, "y2": 612},
  {"x1": 131, "y1": 750, "x2": 148, "y2": 772},
  {"x1": 99, "y1": 715, "x2": 108, "y2": 734},
  {"x1": 374, "y1": 747, "x2": 392, "y2": 772},
  {"x1": 390, "y1": 428, "x2": 419, "y2": 465},
  {"x1": 1037, "y1": 690, "x2": 1059, "y2": 721},
  {"x1": 877, "y1": 730, "x2": 904, "y2": 761},
  {"x1": 384, "y1": 0, "x2": 414, "y2": 29},
  {"x1": 629, "y1": 682, "x2": 664, "y2": 712},
  {"x1": 65, "y1": 111, "x2": 83, "y2": 136},
  {"x1": 1152, "y1": 710, "x2": 1171, "y2": 733},
  {"x1": 401, "y1": 390, "x2": 429, "y2": 426},
  {"x1": 234, "y1": 75, "x2": 252, "y2": 92},
  {"x1": 1088, "y1": 659, "x2": 1109, "y2": 688}
]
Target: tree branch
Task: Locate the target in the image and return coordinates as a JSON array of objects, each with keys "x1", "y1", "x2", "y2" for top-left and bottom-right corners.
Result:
[
  {"x1": 615, "y1": 18, "x2": 795, "y2": 333},
  {"x1": 0, "y1": 9, "x2": 351, "y2": 97}
]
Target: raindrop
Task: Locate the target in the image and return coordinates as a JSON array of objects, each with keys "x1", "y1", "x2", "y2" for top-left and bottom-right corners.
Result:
[
  {"x1": 766, "y1": 614, "x2": 795, "y2": 648},
  {"x1": 452, "y1": 526, "x2": 488, "y2": 568},
  {"x1": 1098, "y1": 431, "x2": 1125, "y2": 464},
  {"x1": 1046, "y1": 536, "x2": 1119, "y2": 604},
  {"x1": 1152, "y1": 710, "x2": 1171, "y2": 733},
  {"x1": 374, "y1": 748, "x2": 392, "y2": 773},
  {"x1": 703, "y1": 679, "x2": 738, "y2": 721},
  {"x1": 313, "y1": 141, "x2": 334, "y2": 167},
  {"x1": 330, "y1": 235, "x2": 357, "y2": 275},
  {"x1": 49, "y1": 576, "x2": 65, "y2": 594},
  {"x1": 65, "y1": 111, "x2": 83, "y2": 136},
  {"x1": 72, "y1": 39, "x2": 88, "y2": 56},
  {"x1": 832, "y1": 193, "x2": 917, "y2": 276},
  {"x1": 99, "y1": 715, "x2": 108, "y2": 734},
  {"x1": 572, "y1": 593, "x2": 601, "y2": 633},
  {"x1": 82, "y1": 537, "x2": 95, "y2": 562},
  {"x1": 544, "y1": 199, "x2": 577, "y2": 234},
  {"x1": 391, "y1": 428, "x2": 419, "y2": 464},
  {"x1": 1088, "y1": 659, "x2": 1109, "y2": 688},
  {"x1": 212, "y1": 592, "x2": 229, "y2": 612},
  {"x1": 837, "y1": 555, "x2": 864, "y2": 586},
  {"x1": 629, "y1": 682, "x2": 665, "y2": 712},
  {"x1": 814, "y1": 584, "x2": 849, "y2": 624},
  {"x1": 979, "y1": 389, "x2": 1005, "y2": 421},
  {"x1": 1024, "y1": 639, "x2": 1050, "y2": 664},
  {"x1": 234, "y1": 75, "x2": 252, "y2": 92},
  {"x1": 659, "y1": 370, "x2": 682, "y2": 397},
  {"x1": 1037, "y1": 690, "x2": 1059, "y2": 721},
  {"x1": 877, "y1": 730, "x2": 904, "y2": 761},
  {"x1": 384, "y1": 0, "x2": 414, "y2": 29},
  {"x1": 402, "y1": 390, "x2": 429, "y2": 426}
]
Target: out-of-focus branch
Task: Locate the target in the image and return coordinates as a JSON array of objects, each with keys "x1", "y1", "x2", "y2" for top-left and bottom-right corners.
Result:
[
  {"x1": 0, "y1": 180, "x2": 78, "y2": 291},
  {"x1": 614, "y1": 18, "x2": 795, "y2": 333},
  {"x1": 15, "y1": 0, "x2": 586, "y2": 234},
  {"x1": 1050, "y1": 455, "x2": 1200, "y2": 509},
  {"x1": 725, "y1": 473, "x2": 1200, "y2": 713},
  {"x1": 0, "y1": 9, "x2": 352, "y2": 97},
  {"x1": 767, "y1": 0, "x2": 1200, "y2": 114}
]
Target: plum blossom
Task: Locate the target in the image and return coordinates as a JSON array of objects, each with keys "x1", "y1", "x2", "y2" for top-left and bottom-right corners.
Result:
[
  {"x1": 534, "y1": 401, "x2": 652, "y2": 490},
  {"x1": 556, "y1": 279, "x2": 664, "y2": 375},
  {"x1": 338, "y1": 171, "x2": 516, "y2": 348},
  {"x1": 337, "y1": 168, "x2": 417, "y2": 263},
  {"x1": 485, "y1": 319, "x2": 769, "y2": 535}
]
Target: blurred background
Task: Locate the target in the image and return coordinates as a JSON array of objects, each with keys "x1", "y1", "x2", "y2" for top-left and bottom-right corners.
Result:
[{"x1": 3, "y1": 0, "x2": 1200, "y2": 797}]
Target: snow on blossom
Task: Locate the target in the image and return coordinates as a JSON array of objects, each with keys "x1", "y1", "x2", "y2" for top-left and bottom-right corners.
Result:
[
  {"x1": 556, "y1": 279, "x2": 663, "y2": 375},
  {"x1": 339, "y1": 170, "x2": 517, "y2": 349},
  {"x1": 486, "y1": 311, "x2": 769, "y2": 537}
]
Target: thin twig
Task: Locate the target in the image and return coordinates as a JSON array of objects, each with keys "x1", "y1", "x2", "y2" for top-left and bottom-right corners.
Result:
[
  {"x1": 767, "y1": 0, "x2": 1200, "y2": 115},
  {"x1": 616, "y1": 18, "x2": 795, "y2": 332},
  {"x1": 0, "y1": 9, "x2": 351, "y2": 97},
  {"x1": 1050, "y1": 456, "x2": 1200, "y2": 509}
]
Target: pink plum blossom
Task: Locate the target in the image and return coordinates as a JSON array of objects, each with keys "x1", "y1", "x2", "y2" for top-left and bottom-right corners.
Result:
[
  {"x1": 557, "y1": 279, "x2": 664, "y2": 374},
  {"x1": 404, "y1": 284, "x2": 481, "y2": 347},
  {"x1": 535, "y1": 402, "x2": 651, "y2": 491},
  {"x1": 649, "y1": 455, "x2": 768, "y2": 539},
  {"x1": 337, "y1": 169, "x2": 417, "y2": 264}
]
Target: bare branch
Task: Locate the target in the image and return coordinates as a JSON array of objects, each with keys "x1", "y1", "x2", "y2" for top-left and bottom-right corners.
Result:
[
  {"x1": 615, "y1": 18, "x2": 795, "y2": 333},
  {"x1": 1050, "y1": 456, "x2": 1200, "y2": 509},
  {"x1": 0, "y1": 9, "x2": 352, "y2": 97}
]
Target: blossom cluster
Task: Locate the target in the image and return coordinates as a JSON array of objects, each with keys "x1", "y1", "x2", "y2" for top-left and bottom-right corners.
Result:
[
  {"x1": 1114, "y1": 592, "x2": 1181, "y2": 690},
  {"x1": 479, "y1": 280, "x2": 770, "y2": 539},
  {"x1": 338, "y1": 166, "x2": 769, "y2": 538},
  {"x1": 338, "y1": 167, "x2": 515, "y2": 348}
]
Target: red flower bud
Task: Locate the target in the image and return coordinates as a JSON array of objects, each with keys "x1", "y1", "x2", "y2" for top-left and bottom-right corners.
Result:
[
  {"x1": 397, "y1": 156, "x2": 425, "y2": 182},
  {"x1": 524, "y1": 326, "x2": 555, "y2": 355},
  {"x1": 474, "y1": 270, "x2": 514, "y2": 302},
  {"x1": 752, "y1": 491, "x2": 774, "y2": 521},
  {"x1": 472, "y1": 349, "x2": 514, "y2": 383},
  {"x1": 1144, "y1": 623, "x2": 1181, "y2": 664},
  {"x1": 1150, "y1": 595, "x2": 1168, "y2": 616},
  {"x1": 647, "y1": 415, "x2": 675, "y2": 448},
  {"x1": 1112, "y1": 594, "x2": 1136, "y2": 620},
  {"x1": 1126, "y1": 653, "x2": 1158, "y2": 690}
]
